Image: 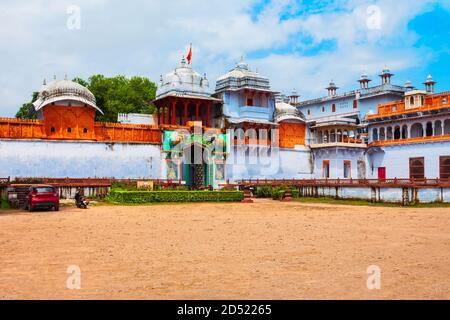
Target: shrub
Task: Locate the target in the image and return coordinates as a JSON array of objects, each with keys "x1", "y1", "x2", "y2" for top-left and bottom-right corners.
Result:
[
  {"x1": 256, "y1": 186, "x2": 273, "y2": 198},
  {"x1": 107, "y1": 190, "x2": 244, "y2": 204},
  {"x1": 0, "y1": 196, "x2": 10, "y2": 210}
]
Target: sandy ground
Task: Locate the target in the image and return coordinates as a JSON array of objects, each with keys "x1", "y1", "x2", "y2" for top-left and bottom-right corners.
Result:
[{"x1": 1, "y1": 200, "x2": 450, "y2": 300}]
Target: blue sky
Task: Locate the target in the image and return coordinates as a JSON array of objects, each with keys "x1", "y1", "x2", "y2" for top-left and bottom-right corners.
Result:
[{"x1": 0, "y1": 0, "x2": 449, "y2": 116}]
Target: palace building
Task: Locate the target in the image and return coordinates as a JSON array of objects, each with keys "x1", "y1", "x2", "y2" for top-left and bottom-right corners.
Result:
[{"x1": 0, "y1": 55, "x2": 449, "y2": 191}]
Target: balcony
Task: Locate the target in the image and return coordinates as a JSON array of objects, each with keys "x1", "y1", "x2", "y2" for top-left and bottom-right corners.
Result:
[
  {"x1": 310, "y1": 141, "x2": 367, "y2": 149},
  {"x1": 239, "y1": 106, "x2": 271, "y2": 121},
  {"x1": 369, "y1": 134, "x2": 450, "y2": 147}
]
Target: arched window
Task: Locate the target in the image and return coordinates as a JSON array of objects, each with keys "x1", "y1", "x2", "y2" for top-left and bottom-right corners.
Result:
[
  {"x1": 444, "y1": 119, "x2": 450, "y2": 135},
  {"x1": 324, "y1": 130, "x2": 329, "y2": 143},
  {"x1": 83, "y1": 128, "x2": 88, "y2": 134},
  {"x1": 401, "y1": 125, "x2": 408, "y2": 139},
  {"x1": 435, "y1": 120, "x2": 442, "y2": 136},
  {"x1": 410, "y1": 96, "x2": 415, "y2": 106},
  {"x1": 67, "y1": 128, "x2": 72, "y2": 133},
  {"x1": 330, "y1": 129, "x2": 336, "y2": 143},
  {"x1": 410, "y1": 157, "x2": 425, "y2": 179},
  {"x1": 372, "y1": 128, "x2": 379, "y2": 141},
  {"x1": 343, "y1": 130, "x2": 349, "y2": 142},
  {"x1": 394, "y1": 126, "x2": 401, "y2": 140},
  {"x1": 337, "y1": 129, "x2": 343, "y2": 142},
  {"x1": 50, "y1": 127, "x2": 55, "y2": 133},
  {"x1": 386, "y1": 127, "x2": 393, "y2": 140},
  {"x1": 410, "y1": 123, "x2": 424, "y2": 138},
  {"x1": 380, "y1": 127, "x2": 386, "y2": 140},
  {"x1": 426, "y1": 122, "x2": 433, "y2": 137}
]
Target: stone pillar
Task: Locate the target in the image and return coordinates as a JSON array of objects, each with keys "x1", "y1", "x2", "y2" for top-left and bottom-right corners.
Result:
[
  {"x1": 166, "y1": 104, "x2": 170, "y2": 125},
  {"x1": 157, "y1": 107, "x2": 161, "y2": 125},
  {"x1": 184, "y1": 101, "x2": 188, "y2": 125},
  {"x1": 196, "y1": 102, "x2": 199, "y2": 121},
  {"x1": 207, "y1": 102, "x2": 211, "y2": 127},
  {"x1": 171, "y1": 100, "x2": 176, "y2": 125}
]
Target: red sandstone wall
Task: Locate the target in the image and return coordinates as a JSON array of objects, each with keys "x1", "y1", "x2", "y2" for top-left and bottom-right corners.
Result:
[{"x1": 279, "y1": 122, "x2": 306, "y2": 148}]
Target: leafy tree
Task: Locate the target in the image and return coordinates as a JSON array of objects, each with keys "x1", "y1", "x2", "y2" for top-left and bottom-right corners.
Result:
[
  {"x1": 83, "y1": 75, "x2": 157, "y2": 122},
  {"x1": 16, "y1": 92, "x2": 39, "y2": 119}
]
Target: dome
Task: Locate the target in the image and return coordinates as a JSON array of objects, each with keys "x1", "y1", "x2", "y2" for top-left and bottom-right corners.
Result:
[
  {"x1": 215, "y1": 57, "x2": 271, "y2": 93},
  {"x1": 33, "y1": 78, "x2": 102, "y2": 114},
  {"x1": 274, "y1": 101, "x2": 305, "y2": 123},
  {"x1": 404, "y1": 80, "x2": 414, "y2": 88},
  {"x1": 156, "y1": 57, "x2": 211, "y2": 98},
  {"x1": 425, "y1": 74, "x2": 436, "y2": 84}
]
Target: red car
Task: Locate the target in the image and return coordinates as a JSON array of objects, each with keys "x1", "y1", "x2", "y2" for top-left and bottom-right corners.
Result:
[{"x1": 26, "y1": 185, "x2": 60, "y2": 212}]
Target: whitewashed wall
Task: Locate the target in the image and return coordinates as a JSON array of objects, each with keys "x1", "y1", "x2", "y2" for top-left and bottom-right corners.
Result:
[{"x1": 0, "y1": 140, "x2": 163, "y2": 179}]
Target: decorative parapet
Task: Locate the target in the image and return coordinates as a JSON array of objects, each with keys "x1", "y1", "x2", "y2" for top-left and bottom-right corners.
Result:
[
  {"x1": 369, "y1": 134, "x2": 450, "y2": 147},
  {"x1": 0, "y1": 117, "x2": 46, "y2": 139},
  {"x1": 367, "y1": 91, "x2": 450, "y2": 121},
  {"x1": 0, "y1": 117, "x2": 162, "y2": 144}
]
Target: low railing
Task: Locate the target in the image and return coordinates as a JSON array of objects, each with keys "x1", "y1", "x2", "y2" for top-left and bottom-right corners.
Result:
[
  {"x1": 369, "y1": 134, "x2": 450, "y2": 147},
  {"x1": 7, "y1": 177, "x2": 185, "y2": 189},
  {"x1": 0, "y1": 177, "x2": 10, "y2": 187},
  {"x1": 233, "y1": 178, "x2": 450, "y2": 188}
]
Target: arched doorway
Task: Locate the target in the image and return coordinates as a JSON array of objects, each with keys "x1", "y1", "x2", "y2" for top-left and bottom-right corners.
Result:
[{"x1": 182, "y1": 143, "x2": 212, "y2": 189}]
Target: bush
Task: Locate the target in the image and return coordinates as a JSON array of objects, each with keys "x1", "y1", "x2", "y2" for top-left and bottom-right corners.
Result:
[
  {"x1": 256, "y1": 186, "x2": 273, "y2": 198},
  {"x1": 0, "y1": 196, "x2": 10, "y2": 210},
  {"x1": 107, "y1": 190, "x2": 244, "y2": 204}
]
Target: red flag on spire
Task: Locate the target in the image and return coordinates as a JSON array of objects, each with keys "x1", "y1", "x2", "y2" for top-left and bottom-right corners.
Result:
[{"x1": 187, "y1": 44, "x2": 192, "y2": 64}]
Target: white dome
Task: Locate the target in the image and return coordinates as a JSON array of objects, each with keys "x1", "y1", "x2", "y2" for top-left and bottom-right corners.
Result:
[
  {"x1": 157, "y1": 57, "x2": 210, "y2": 98},
  {"x1": 33, "y1": 79, "x2": 102, "y2": 114},
  {"x1": 274, "y1": 101, "x2": 305, "y2": 123}
]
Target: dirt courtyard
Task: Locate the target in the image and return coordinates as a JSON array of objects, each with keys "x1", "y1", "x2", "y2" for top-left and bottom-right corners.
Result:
[{"x1": 1, "y1": 200, "x2": 450, "y2": 300}]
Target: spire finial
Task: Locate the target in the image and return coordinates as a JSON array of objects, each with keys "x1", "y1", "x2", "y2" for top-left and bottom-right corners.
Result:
[
  {"x1": 43, "y1": 78, "x2": 47, "y2": 86},
  {"x1": 64, "y1": 73, "x2": 68, "y2": 80},
  {"x1": 53, "y1": 74, "x2": 57, "y2": 80}
]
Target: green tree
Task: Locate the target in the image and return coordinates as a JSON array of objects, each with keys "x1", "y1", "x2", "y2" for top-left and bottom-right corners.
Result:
[
  {"x1": 16, "y1": 92, "x2": 39, "y2": 119},
  {"x1": 83, "y1": 75, "x2": 157, "y2": 122}
]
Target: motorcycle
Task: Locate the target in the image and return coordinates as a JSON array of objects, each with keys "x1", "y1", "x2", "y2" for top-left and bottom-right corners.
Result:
[{"x1": 75, "y1": 191, "x2": 89, "y2": 209}]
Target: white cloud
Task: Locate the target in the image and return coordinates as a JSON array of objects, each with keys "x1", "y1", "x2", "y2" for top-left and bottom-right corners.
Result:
[{"x1": 0, "y1": 0, "x2": 446, "y2": 116}]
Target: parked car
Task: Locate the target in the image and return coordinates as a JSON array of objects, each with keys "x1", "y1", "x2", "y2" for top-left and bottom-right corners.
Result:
[{"x1": 26, "y1": 185, "x2": 59, "y2": 212}]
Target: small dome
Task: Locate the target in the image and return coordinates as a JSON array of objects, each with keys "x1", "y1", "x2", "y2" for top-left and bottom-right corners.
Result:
[
  {"x1": 404, "y1": 80, "x2": 414, "y2": 88},
  {"x1": 326, "y1": 80, "x2": 338, "y2": 89},
  {"x1": 33, "y1": 78, "x2": 102, "y2": 114},
  {"x1": 425, "y1": 74, "x2": 436, "y2": 84},
  {"x1": 274, "y1": 101, "x2": 305, "y2": 123},
  {"x1": 157, "y1": 56, "x2": 210, "y2": 98}
]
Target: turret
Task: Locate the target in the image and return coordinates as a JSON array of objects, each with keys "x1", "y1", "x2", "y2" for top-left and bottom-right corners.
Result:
[
  {"x1": 424, "y1": 74, "x2": 436, "y2": 94},
  {"x1": 379, "y1": 66, "x2": 394, "y2": 85},
  {"x1": 358, "y1": 72, "x2": 371, "y2": 89},
  {"x1": 326, "y1": 80, "x2": 338, "y2": 97}
]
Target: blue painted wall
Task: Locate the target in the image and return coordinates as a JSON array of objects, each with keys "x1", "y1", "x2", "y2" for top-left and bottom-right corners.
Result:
[
  {"x1": 223, "y1": 91, "x2": 275, "y2": 122},
  {"x1": 366, "y1": 140, "x2": 450, "y2": 179}
]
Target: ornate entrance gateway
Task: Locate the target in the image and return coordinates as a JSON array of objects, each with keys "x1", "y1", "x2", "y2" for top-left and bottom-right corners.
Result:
[{"x1": 183, "y1": 143, "x2": 209, "y2": 189}]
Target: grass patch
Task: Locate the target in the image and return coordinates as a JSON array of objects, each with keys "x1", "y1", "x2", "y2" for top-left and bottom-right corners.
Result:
[{"x1": 295, "y1": 197, "x2": 450, "y2": 208}]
